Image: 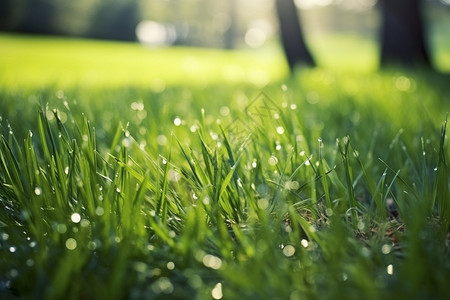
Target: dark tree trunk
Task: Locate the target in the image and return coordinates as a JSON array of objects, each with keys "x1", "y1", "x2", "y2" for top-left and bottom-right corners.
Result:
[
  {"x1": 275, "y1": 0, "x2": 315, "y2": 70},
  {"x1": 380, "y1": 0, "x2": 431, "y2": 67}
]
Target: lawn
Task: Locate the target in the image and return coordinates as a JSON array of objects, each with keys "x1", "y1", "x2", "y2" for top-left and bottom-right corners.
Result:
[{"x1": 0, "y1": 34, "x2": 449, "y2": 299}]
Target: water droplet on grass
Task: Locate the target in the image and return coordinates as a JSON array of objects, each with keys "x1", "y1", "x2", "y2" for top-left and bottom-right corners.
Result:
[
  {"x1": 220, "y1": 106, "x2": 230, "y2": 116},
  {"x1": 71, "y1": 213, "x2": 81, "y2": 224},
  {"x1": 212, "y1": 282, "x2": 223, "y2": 299},
  {"x1": 257, "y1": 198, "x2": 269, "y2": 209},
  {"x1": 26, "y1": 259, "x2": 34, "y2": 267},
  {"x1": 252, "y1": 160, "x2": 257, "y2": 168},
  {"x1": 301, "y1": 239, "x2": 309, "y2": 248},
  {"x1": 57, "y1": 224, "x2": 67, "y2": 234},
  {"x1": 167, "y1": 261, "x2": 175, "y2": 270},
  {"x1": 87, "y1": 241, "x2": 97, "y2": 250},
  {"x1": 65, "y1": 238, "x2": 77, "y2": 250},
  {"x1": 203, "y1": 254, "x2": 222, "y2": 270},
  {"x1": 174, "y1": 117, "x2": 182, "y2": 126},
  {"x1": 381, "y1": 244, "x2": 392, "y2": 254},
  {"x1": 387, "y1": 264, "x2": 394, "y2": 275},
  {"x1": 9, "y1": 246, "x2": 16, "y2": 253},
  {"x1": 268, "y1": 155, "x2": 278, "y2": 166},
  {"x1": 34, "y1": 187, "x2": 42, "y2": 196},
  {"x1": 276, "y1": 126, "x2": 284, "y2": 135},
  {"x1": 80, "y1": 219, "x2": 90, "y2": 228},
  {"x1": 152, "y1": 277, "x2": 174, "y2": 294},
  {"x1": 282, "y1": 245, "x2": 296, "y2": 257},
  {"x1": 9, "y1": 269, "x2": 18, "y2": 278}
]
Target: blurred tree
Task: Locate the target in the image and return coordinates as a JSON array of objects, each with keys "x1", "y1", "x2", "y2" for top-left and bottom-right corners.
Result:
[
  {"x1": 379, "y1": 0, "x2": 431, "y2": 67},
  {"x1": 89, "y1": 0, "x2": 139, "y2": 41},
  {"x1": 274, "y1": 0, "x2": 315, "y2": 70},
  {"x1": 12, "y1": 0, "x2": 60, "y2": 35}
]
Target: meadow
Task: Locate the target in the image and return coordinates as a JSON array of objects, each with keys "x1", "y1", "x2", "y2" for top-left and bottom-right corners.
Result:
[{"x1": 0, "y1": 33, "x2": 450, "y2": 299}]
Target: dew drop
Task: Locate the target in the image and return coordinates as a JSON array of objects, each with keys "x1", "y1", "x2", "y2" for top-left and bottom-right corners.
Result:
[
  {"x1": 220, "y1": 106, "x2": 230, "y2": 116},
  {"x1": 34, "y1": 187, "x2": 42, "y2": 196},
  {"x1": 387, "y1": 264, "x2": 394, "y2": 275},
  {"x1": 268, "y1": 155, "x2": 278, "y2": 166},
  {"x1": 157, "y1": 134, "x2": 168, "y2": 146},
  {"x1": 95, "y1": 206, "x2": 105, "y2": 217},
  {"x1": 80, "y1": 219, "x2": 90, "y2": 228},
  {"x1": 26, "y1": 259, "x2": 34, "y2": 267},
  {"x1": 57, "y1": 224, "x2": 67, "y2": 234},
  {"x1": 212, "y1": 282, "x2": 223, "y2": 299},
  {"x1": 71, "y1": 213, "x2": 81, "y2": 224},
  {"x1": 88, "y1": 241, "x2": 97, "y2": 250},
  {"x1": 167, "y1": 261, "x2": 175, "y2": 270},
  {"x1": 203, "y1": 254, "x2": 222, "y2": 270},
  {"x1": 381, "y1": 244, "x2": 392, "y2": 255},
  {"x1": 9, "y1": 269, "x2": 18, "y2": 278},
  {"x1": 174, "y1": 117, "x2": 182, "y2": 126},
  {"x1": 9, "y1": 246, "x2": 16, "y2": 253},
  {"x1": 301, "y1": 239, "x2": 309, "y2": 248},
  {"x1": 276, "y1": 126, "x2": 285, "y2": 135},
  {"x1": 282, "y1": 244, "x2": 296, "y2": 257},
  {"x1": 257, "y1": 198, "x2": 269, "y2": 210},
  {"x1": 65, "y1": 238, "x2": 77, "y2": 250}
]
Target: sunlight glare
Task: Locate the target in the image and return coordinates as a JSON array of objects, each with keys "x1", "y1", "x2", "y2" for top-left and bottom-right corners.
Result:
[{"x1": 136, "y1": 21, "x2": 176, "y2": 47}]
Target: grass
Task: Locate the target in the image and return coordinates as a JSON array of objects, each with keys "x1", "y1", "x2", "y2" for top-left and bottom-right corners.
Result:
[{"x1": 0, "y1": 34, "x2": 450, "y2": 299}]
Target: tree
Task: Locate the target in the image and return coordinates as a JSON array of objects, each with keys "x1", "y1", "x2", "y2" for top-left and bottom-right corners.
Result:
[
  {"x1": 89, "y1": 0, "x2": 139, "y2": 41},
  {"x1": 379, "y1": 0, "x2": 431, "y2": 67},
  {"x1": 275, "y1": 0, "x2": 315, "y2": 71}
]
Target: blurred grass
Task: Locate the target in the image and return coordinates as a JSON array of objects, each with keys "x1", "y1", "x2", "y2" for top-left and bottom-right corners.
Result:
[
  {"x1": 1, "y1": 32, "x2": 449, "y2": 90},
  {"x1": 0, "y1": 34, "x2": 287, "y2": 89}
]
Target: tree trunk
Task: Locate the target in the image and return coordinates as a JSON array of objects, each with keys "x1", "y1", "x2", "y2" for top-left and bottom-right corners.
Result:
[
  {"x1": 379, "y1": 0, "x2": 431, "y2": 67},
  {"x1": 275, "y1": 0, "x2": 315, "y2": 70}
]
